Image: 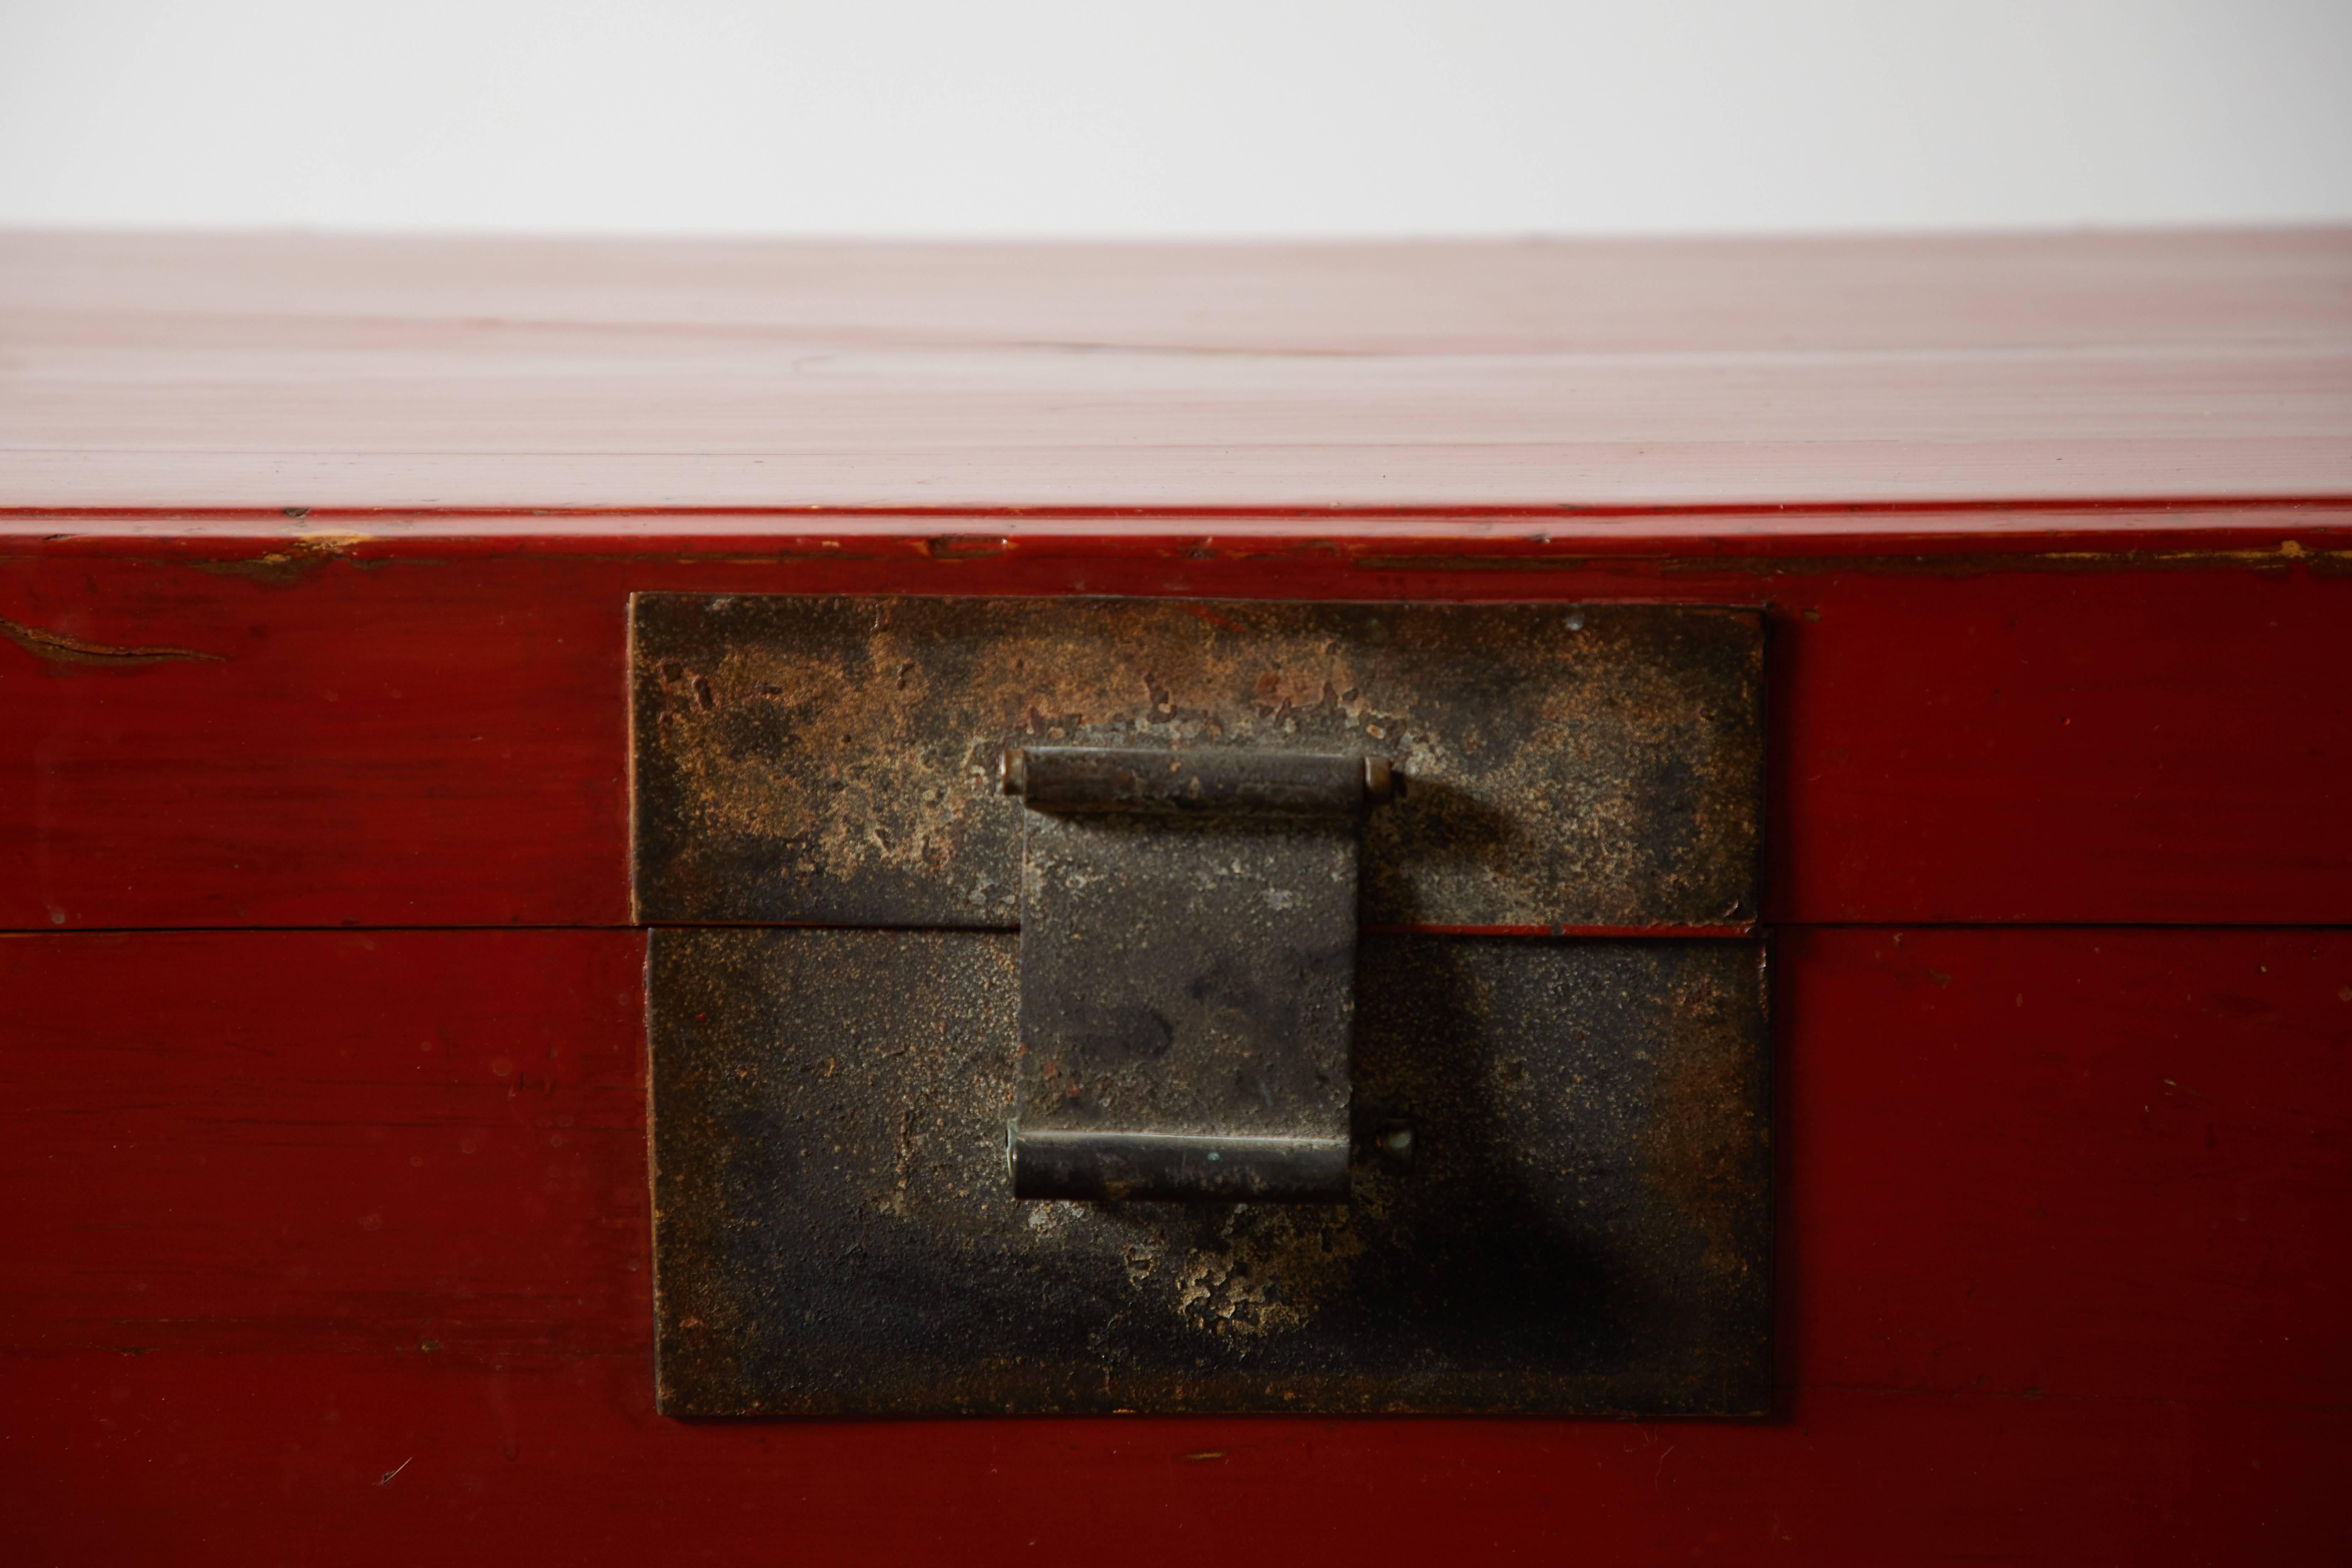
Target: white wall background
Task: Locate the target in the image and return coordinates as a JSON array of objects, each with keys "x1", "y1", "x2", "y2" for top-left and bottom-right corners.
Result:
[{"x1": 1, "y1": 0, "x2": 2346, "y2": 236}]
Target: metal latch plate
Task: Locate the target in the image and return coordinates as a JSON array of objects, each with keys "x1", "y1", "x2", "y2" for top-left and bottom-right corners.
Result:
[
  {"x1": 630, "y1": 595, "x2": 1764, "y2": 931},
  {"x1": 632, "y1": 595, "x2": 1770, "y2": 1417}
]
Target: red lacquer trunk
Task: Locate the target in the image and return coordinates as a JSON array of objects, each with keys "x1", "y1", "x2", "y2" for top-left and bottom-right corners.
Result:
[{"x1": 3, "y1": 230, "x2": 2347, "y2": 1563}]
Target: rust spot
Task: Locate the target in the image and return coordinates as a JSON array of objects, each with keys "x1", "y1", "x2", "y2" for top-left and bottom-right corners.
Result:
[{"x1": 1167, "y1": 1205, "x2": 1364, "y2": 1338}]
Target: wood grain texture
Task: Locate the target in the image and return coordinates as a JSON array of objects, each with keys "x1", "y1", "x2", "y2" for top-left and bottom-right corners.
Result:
[
  {"x1": 4, "y1": 926, "x2": 2345, "y2": 1563},
  {"x1": 4, "y1": 526, "x2": 2347, "y2": 930},
  {"x1": 3, "y1": 230, "x2": 2347, "y2": 510}
]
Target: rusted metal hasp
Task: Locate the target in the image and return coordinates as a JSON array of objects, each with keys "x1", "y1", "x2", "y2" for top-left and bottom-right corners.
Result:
[
  {"x1": 631, "y1": 594, "x2": 1773, "y2": 1418},
  {"x1": 1008, "y1": 744, "x2": 1391, "y2": 1204}
]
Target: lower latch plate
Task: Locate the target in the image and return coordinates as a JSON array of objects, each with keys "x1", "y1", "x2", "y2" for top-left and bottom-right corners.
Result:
[{"x1": 648, "y1": 927, "x2": 1770, "y2": 1417}]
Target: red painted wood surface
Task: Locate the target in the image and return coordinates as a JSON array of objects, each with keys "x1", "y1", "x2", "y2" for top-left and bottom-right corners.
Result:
[
  {"x1": 5, "y1": 521, "x2": 2348, "y2": 931},
  {"x1": 6, "y1": 233, "x2": 2350, "y2": 1563},
  {"x1": 4, "y1": 230, "x2": 2348, "y2": 510},
  {"x1": 5, "y1": 926, "x2": 2346, "y2": 1563}
]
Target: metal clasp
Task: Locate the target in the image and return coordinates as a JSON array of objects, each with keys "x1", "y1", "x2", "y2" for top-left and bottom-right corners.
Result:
[{"x1": 1002, "y1": 745, "x2": 1395, "y2": 1203}]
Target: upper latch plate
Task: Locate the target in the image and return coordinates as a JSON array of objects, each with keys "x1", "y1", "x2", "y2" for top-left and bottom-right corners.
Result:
[{"x1": 629, "y1": 595, "x2": 1764, "y2": 935}]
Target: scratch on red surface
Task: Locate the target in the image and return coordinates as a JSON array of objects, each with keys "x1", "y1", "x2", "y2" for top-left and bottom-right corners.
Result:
[{"x1": 0, "y1": 616, "x2": 224, "y2": 669}]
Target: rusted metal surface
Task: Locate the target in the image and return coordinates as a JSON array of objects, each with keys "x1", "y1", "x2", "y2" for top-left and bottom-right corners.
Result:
[
  {"x1": 629, "y1": 595, "x2": 1764, "y2": 932},
  {"x1": 649, "y1": 927, "x2": 1770, "y2": 1417},
  {"x1": 1010, "y1": 746, "x2": 1378, "y2": 1204},
  {"x1": 638, "y1": 592, "x2": 1771, "y2": 1415}
]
